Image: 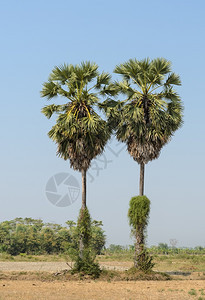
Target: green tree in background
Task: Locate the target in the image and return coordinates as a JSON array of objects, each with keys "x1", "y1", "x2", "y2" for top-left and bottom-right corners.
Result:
[{"x1": 0, "y1": 218, "x2": 105, "y2": 256}]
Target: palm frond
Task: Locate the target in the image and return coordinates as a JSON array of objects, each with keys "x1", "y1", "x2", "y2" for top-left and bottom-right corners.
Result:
[
  {"x1": 41, "y1": 81, "x2": 59, "y2": 99},
  {"x1": 150, "y1": 58, "x2": 172, "y2": 75},
  {"x1": 96, "y1": 72, "x2": 111, "y2": 89},
  {"x1": 75, "y1": 61, "x2": 99, "y2": 83},
  {"x1": 41, "y1": 104, "x2": 64, "y2": 119},
  {"x1": 164, "y1": 73, "x2": 181, "y2": 86},
  {"x1": 99, "y1": 83, "x2": 119, "y2": 97},
  {"x1": 49, "y1": 64, "x2": 74, "y2": 83}
]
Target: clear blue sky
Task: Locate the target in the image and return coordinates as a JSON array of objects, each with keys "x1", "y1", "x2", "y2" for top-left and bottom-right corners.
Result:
[{"x1": 1, "y1": 0, "x2": 205, "y2": 247}]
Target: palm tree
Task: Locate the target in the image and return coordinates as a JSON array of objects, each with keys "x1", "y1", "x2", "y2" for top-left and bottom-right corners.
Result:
[
  {"x1": 113, "y1": 58, "x2": 183, "y2": 195},
  {"x1": 41, "y1": 61, "x2": 112, "y2": 209},
  {"x1": 41, "y1": 62, "x2": 113, "y2": 265}
]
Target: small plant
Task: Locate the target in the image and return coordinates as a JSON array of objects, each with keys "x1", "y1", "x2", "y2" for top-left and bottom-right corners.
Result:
[
  {"x1": 188, "y1": 289, "x2": 197, "y2": 296},
  {"x1": 19, "y1": 271, "x2": 27, "y2": 275},
  {"x1": 20, "y1": 253, "x2": 26, "y2": 257}
]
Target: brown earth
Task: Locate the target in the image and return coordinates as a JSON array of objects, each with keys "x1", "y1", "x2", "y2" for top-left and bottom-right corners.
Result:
[
  {"x1": 0, "y1": 262, "x2": 205, "y2": 299},
  {"x1": 0, "y1": 261, "x2": 133, "y2": 273},
  {"x1": 0, "y1": 280, "x2": 205, "y2": 299}
]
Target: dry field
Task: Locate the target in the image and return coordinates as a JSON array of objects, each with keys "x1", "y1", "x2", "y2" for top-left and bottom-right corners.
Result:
[
  {"x1": 0, "y1": 261, "x2": 131, "y2": 273},
  {"x1": 0, "y1": 261, "x2": 205, "y2": 299},
  {"x1": 0, "y1": 279, "x2": 205, "y2": 300}
]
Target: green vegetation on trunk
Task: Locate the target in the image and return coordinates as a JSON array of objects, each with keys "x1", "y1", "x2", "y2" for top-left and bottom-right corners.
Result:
[
  {"x1": 69, "y1": 208, "x2": 101, "y2": 278},
  {"x1": 128, "y1": 196, "x2": 154, "y2": 271}
]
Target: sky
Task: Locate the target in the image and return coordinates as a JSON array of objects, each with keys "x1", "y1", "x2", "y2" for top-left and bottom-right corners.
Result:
[{"x1": 0, "y1": 0, "x2": 205, "y2": 248}]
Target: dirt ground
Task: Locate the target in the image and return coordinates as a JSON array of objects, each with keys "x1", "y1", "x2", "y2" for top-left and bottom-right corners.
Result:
[
  {"x1": 0, "y1": 262, "x2": 205, "y2": 299},
  {"x1": 0, "y1": 280, "x2": 205, "y2": 300},
  {"x1": 0, "y1": 261, "x2": 131, "y2": 272}
]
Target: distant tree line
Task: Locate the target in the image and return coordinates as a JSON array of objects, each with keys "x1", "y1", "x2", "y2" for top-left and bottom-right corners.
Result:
[
  {"x1": 105, "y1": 244, "x2": 205, "y2": 256},
  {"x1": 0, "y1": 218, "x2": 105, "y2": 256}
]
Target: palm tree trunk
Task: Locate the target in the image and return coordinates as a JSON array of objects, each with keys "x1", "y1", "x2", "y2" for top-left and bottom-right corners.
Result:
[
  {"x1": 81, "y1": 169, "x2": 86, "y2": 209},
  {"x1": 139, "y1": 163, "x2": 145, "y2": 196},
  {"x1": 79, "y1": 169, "x2": 87, "y2": 259},
  {"x1": 136, "y1": 164, "x2": 145, "y2": 268},
  {"x1": 134, "y1": 226, "x2": 145, "y2": 268}
]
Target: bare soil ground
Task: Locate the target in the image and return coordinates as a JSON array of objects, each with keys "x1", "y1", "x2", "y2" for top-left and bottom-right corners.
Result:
[
  {"x1": 0, "y1": 261, "x2": 131, "y2": 272},
  {"x1": 0, "y1": 262, "x2": 70, "y2": 273},
  {"x1": 0, "y1": 262, "x2": 205, "y2": 299},
  {"x1": 0, "y1": 280, "x2": 205, "y2": 299},
  {"x1": 0, "y1": 261, "x2": 204, "y2": 278}
]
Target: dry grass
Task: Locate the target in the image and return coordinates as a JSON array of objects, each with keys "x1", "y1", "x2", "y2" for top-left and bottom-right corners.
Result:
[
  {"x1": 0, "y1": 259, "x2": 205, "y2": 299},
  {"x1": 0, "y1": 280, "x2": 205, "y2": 300},
  {"x1": 1, "y1": 253, "x2": 205, "y2": 273},
  {"x1": 99, "y1": 254, "x2": 205, "y2": 273},
  {"x1": 153, "y1": 255, "x2": 205, "y2": 272},
  {"x1": 0, "y1": 268, "x2": 170, "y2": 282}
]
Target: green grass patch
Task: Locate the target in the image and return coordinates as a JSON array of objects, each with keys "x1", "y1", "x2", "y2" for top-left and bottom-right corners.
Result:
[
  {"x1": 188, "y1": 289, "x2": 197, "y2": 296},
  {"x1": 0, "y1": 253, "x2": 69, "y2": 262}
]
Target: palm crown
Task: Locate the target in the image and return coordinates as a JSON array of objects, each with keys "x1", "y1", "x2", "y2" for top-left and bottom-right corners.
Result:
[
  {"x1": 41, "y1": 62, "x2": 112, "y2": 171},
  {"x1": 113, "y1": 58, "x2": 183, "y2": 164}
]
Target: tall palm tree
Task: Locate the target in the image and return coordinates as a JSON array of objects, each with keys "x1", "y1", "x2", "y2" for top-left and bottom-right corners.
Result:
[
  {"x1": 41, "y1": 62, "x2": 112, "y2": 209},
  {"x1": 113, "y1": 58, "x2": 183, "y2": 195}
]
